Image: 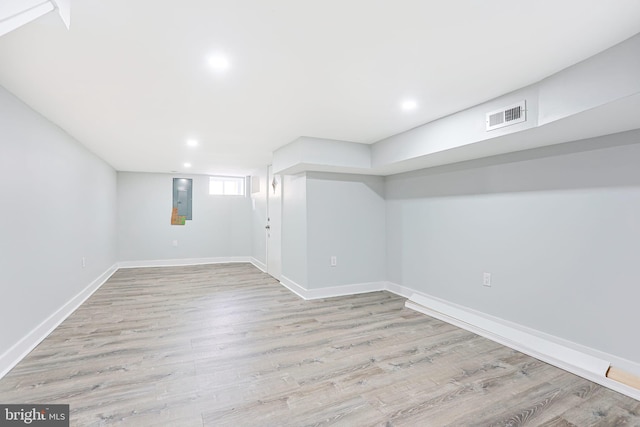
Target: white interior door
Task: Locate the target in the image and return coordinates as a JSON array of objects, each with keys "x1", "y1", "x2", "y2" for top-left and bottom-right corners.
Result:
[{"x1": 266, "y1": 166, "x2": 282, "y2": 280}]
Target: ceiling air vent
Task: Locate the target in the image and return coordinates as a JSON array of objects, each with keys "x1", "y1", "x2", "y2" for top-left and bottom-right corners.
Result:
[{"x1": 486, "y1": 100, "x2": 526, "y2": 131}]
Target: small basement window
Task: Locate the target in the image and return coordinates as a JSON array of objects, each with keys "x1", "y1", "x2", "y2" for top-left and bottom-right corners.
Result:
[{"x1": 209, "y1": 176, "x2": 245, "y2": 196}]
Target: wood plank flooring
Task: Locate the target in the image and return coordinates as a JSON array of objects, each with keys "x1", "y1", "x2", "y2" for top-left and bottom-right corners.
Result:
[{"x1": 0, "y1": 263, "x2": 638, "y2": 426}]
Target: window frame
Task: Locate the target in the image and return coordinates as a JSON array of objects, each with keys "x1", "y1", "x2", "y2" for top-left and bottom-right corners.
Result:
[{"x1": 208, "y1": 175, "x2": 246, "y2": 196}]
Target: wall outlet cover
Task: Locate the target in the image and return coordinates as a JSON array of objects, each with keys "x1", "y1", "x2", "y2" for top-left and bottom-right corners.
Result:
[{"x1": 483, "y1": 272, "x2": 491, "y2": 287}]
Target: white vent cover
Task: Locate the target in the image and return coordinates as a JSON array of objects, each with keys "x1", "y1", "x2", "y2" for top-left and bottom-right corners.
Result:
[{"x1": 486, "y1": 100, "x2": 526, "y2": 131}]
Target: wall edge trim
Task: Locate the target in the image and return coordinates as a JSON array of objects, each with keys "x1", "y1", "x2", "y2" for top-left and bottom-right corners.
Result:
[
  {"x1": 279, "y1": 275, "x2": 387, "y2": 300},
  {"x1": 404, "y1": 290, "x2": 640, "y2": 401},
  {"x1": 276, "y1": 277, "x2": 639, "y2": 400},
  {"x1": 117, "y1": 257, "x2": 252, "y2": 268},
  {"x1": 3, "y1": 263, "x2": 637, "y2": 401},
  {"x1": 250, "y1": 257, "x2": 267, "y2": 273},
  {"x1": 0, "y1": 264, "x2": 119, "y2": 380}
]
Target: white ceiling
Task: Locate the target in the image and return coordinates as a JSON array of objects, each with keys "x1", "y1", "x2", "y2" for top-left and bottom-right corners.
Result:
[{"x1": 1, "y1": 1, "x2": 640, "y2": 176}]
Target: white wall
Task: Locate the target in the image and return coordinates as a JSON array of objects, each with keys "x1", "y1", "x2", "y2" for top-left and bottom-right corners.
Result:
[
  {"x1": 0, "y1": 85, "x2": 117, "y2": 354},
  {"x1": 306, "y1": 172, "x2": 386, "y2": 288},
  {"x1": 117, "y1": 172, "x2": 251, "y2": 262},
  {"x1": 386, "y1": 129, "x2": 640, "y2": 366}
]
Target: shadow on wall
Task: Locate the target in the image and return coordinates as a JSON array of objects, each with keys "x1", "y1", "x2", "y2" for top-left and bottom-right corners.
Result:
[
  {"x1": 385, "y1": 129, "x2": 640, "y2": 200},
  {"x1": 306, "y1": 172, "x2": 385, "y2": 198}
]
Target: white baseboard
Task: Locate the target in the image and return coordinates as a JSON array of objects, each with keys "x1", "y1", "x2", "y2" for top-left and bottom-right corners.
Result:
[
  {"x1": 118, "y1": 256, "x2": 253, "y2": 268},
  {"x1": 382, "y1": 281, "x2": 414, "y2": 299},
  {"x1": 1, "y1": 257, "x2": 258, "y2": 381},
  {"x1": 279, "y1": 275, "x2": 308, "y2": 299},
  {"x1": 0, "y1": 264, "x2": 119, "y2": 380},
  {"x1": 279, "y1": 275, "x2": 386, "y2": 300},
  {"x1": 404, "y1": 290, "x2": 640, "y2": 401},
  {"x1": 3, "y1": 261, "x2": 637, "y2": 401},
  {"x1": 250, "y1": 257, "x2": 267, "y2": 272},
  {"x1": 276, "y1": 277, "x2": 639, "y2": 400}
]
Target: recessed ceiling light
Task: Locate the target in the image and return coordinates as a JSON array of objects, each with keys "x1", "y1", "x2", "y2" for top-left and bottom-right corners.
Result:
[
  {"x1": 184, "y1": 162, "x2": 192, "y2": 168},
  {"x1": 208, "y1": 54, "x2": 230, "y2": 72},
  {"x1": 401, "y1": 100, "x2": 418, "y2": 111},
  {"x1": 187, "y1": 139, "x2": 198, "y2": 147}
]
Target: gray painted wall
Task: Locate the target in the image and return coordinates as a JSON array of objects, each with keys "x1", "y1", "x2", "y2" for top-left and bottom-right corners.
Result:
[
  {"x1": 273, "y1": 137, "x2": 371, "y2": 175},
  {"x1": 250, "y1": 168, "x2": 268, "y2": 266},
  {"x1": 281, "y1": 173, "x2": 308, "y2": 286},
  {"x1": 538, "y1": 33, "x2": 640, "y2": 125},
  {"x1": 117, "y1": 172, "x2": 251, "y2": 261},
  {"x1": 386, "y1": 129, "x2": 640, "y2": 364},
  {"x1": 373, "y1": 85, "x2": 539, "y2": 168},
  {"x1": 306, "y1": 172, "x2": 386, "y2": 288},
  {"x1": 0, "y1": 85, "x2": 117, "y2": 353},
  {"x1": 280, "y1": 172, "x2": 386, "y2": 289},
  {"x1": 271, "y1": 34, "x2": 640, "y2": 177},
  {"x1": 3, "y1": 30, "x2": 640, "y2": 383}
]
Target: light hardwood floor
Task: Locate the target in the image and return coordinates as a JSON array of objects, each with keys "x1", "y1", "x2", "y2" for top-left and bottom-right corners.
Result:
[{"x1": 0, "y1": 263, "x2": 638, "y2": 426}]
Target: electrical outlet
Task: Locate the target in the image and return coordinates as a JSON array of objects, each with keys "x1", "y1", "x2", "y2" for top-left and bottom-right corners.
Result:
[
  {"x1": 330, "y1": 256, "x2": 337, "y2": 267},
  {"x1": 82, "y1": 257, "x2": 86, "y2": 268},
  {"x1": 172, "y1": 240, "x2": 178, "y2": 247},
  {"x1": 483, "y1": 272, "x2": 491, "y2": 287}
]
